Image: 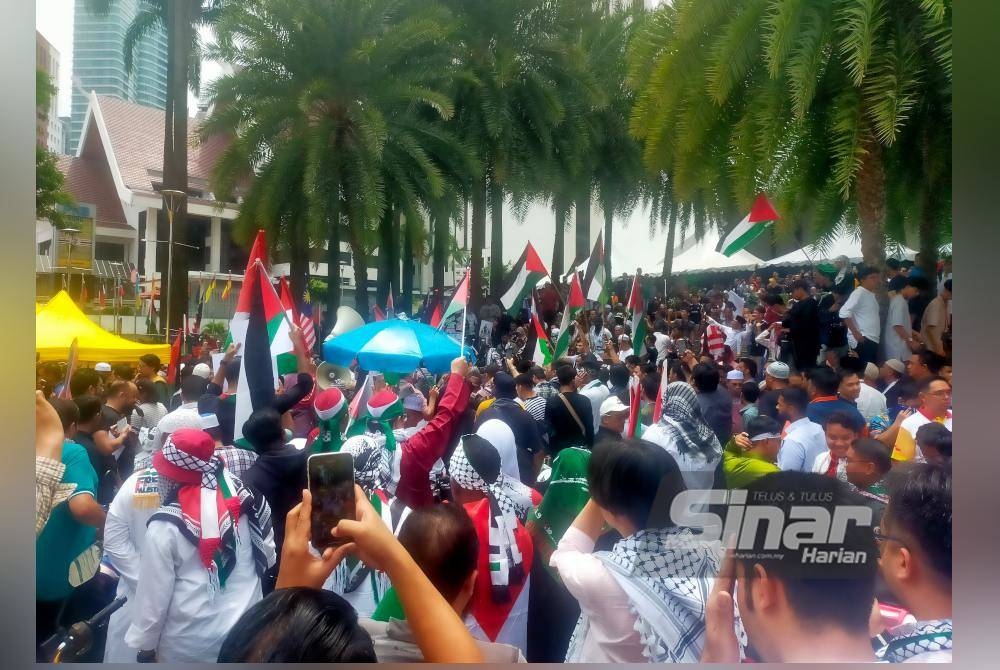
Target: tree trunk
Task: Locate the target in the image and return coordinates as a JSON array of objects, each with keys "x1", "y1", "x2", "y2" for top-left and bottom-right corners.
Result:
[
  {"x1": 575, "y1": 187, "x2": 591, "y2": 265},
  {"x1": 348, "y1": 219, "x2": 370, "y2": 317},
  {"x1": 489, "y1": 182, "x2": 503, "y2": 298},
  {"x1": 552, "y1": 200, "x2": 567, "y2": 280},
  {"x1": 325, "y1": 201, "x2": 342, "y2": 332},
  {"x1": 164, "y1": 0, "x2": 191, "y2": 341},
  {"x1": 855, "y1": 134, "x2": 888, "y2": 270},
  {"x1": 469, "y1": 176, "x2": 487, "y2": 310},
  {"x1": 377, "y1": 204, "x2": 394, "y2": 306},
  {"x1": 603, "y1": 205, "x2": 614, "y2": 284},
  {"x1": 918, "y1": 186, "x2": 942, "y2": 297},
  {"x1": 401, "y1": 210, "x2": 414, "y2": 312},
  {"x1": 432, "y1": 207, "x2": 447, "y2": 290},
  {"x1": 662, "y1": 213, "x2": 677, "y2": 289}
]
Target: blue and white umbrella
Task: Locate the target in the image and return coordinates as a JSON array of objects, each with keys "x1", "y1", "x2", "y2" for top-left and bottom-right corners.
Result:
[{"x1": 322, "y1": 319, "x2": 470, "y2": 374}]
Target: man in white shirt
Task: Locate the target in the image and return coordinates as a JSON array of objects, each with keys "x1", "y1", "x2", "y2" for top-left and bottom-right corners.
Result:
[
  {"x1": 838, "y1": 362, "x2": 887, "y2": 424},
  {"x1": 839, "y1": 266, "x2": 881, "y2": 366},
  {"x1": 575, "y1": 357, "x2": 609, "y2": 434},
  {"x1": 125, "y1": 429, "x2": 275, "y2": 662},
  {"x1": 775, "y1": 387, "x2": 828, "y2": 472},
  {"x1": 884, "y1": 278, "x2": 919, "y2": 362}
]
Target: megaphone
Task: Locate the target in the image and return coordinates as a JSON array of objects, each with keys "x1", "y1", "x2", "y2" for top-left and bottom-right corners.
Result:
[
  {"x1": 316, "y1": 361, "x2": 356, "y2": 391},
  {"x1": 326, "y1": 306, "x2": 365, "y2": 340}
]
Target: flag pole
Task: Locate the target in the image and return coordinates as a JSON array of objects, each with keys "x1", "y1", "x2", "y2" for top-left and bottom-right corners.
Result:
[{"x1": 460, "y1": 268, "x2": 469, "y2": 357}]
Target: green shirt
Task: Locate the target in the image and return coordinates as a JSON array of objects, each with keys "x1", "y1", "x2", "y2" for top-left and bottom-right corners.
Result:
[
  {"x1": 36, "y1": 441, "x2": 98, "y2": 602},
  {"x1": 723, "y1": 442, "x2": 779, "y2": 490}
]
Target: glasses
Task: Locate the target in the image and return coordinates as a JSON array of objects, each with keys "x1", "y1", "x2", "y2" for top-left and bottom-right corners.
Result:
[
  {"x1": 926, "y1": 389, "x2": 952, "y2": 397},
  {"x1": 873, "y1": 526, "x2": 907, "y2": 548}
]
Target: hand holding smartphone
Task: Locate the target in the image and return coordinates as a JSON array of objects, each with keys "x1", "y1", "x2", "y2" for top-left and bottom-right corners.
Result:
[{"x1": 307, "y1": 453, "x2": 356, "y2": 551}]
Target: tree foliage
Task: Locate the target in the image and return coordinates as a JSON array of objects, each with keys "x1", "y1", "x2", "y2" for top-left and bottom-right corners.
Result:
[{"x1": 36, "y1": 69, "x2": 75, "y2": 228}]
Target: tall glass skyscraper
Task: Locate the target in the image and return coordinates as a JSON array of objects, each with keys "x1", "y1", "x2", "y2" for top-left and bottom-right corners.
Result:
[{"x1": 69, "y1": 0, "x2": 168, "y2": 154}]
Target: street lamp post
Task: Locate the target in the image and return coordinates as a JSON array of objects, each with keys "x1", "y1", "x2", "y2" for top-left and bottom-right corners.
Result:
[{"x1": 161, "y1": 189, "x2": 188, "y2": 343}]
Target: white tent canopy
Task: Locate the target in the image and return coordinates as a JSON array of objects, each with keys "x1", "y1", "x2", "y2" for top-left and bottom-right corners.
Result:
[
  {"x1": 670, "y1": 233, "x2": 765, "y2": 274},
  {"x1": 764, "y1": 232, "x2": 916, "y2": 267},
  {"x1": 609, "y1": 229, "x2": 764, "y2": 276}
]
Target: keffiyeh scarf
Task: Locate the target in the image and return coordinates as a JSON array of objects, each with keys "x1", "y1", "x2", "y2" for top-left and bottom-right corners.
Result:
[
  {"x1": 878, "y1": 619, "x2": 952, "y2": 662},
  {"x1": 565, "y1": 526, "x2": 739, "y2": 663},
  {"x1": 449, "y1": 437, "x2": 526, "y2": 602},
  {"x1": 342, "y1": 435, "x2": 392, "y2": 495},
  {"x1": 150, "y1": 446, "x2": 273, "y2": 598},
  {"x1": 658, "y1": 382, "x2": 723, "y2": 459}
]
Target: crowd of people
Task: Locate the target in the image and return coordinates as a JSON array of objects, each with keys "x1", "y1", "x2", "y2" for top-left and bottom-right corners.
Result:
[{"x1": 34, "y1": 254, "x2": 952, "y2": 663}]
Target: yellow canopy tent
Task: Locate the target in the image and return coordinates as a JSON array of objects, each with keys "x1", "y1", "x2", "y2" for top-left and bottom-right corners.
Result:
[{"x1": 36, "y1": 291, "x2": 172, "y2": 365}]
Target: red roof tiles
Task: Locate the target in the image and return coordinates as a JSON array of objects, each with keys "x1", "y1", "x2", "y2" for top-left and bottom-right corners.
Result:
[{"x1": 55, "y1": 154, "x2": 130, "y2": 230}]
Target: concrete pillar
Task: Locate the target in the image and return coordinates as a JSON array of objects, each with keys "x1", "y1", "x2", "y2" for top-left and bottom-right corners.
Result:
[
  {"x1": 210, "y1": 217, "x2": 222, "y2": 272},
  {"x1": 144, "y1": 206, "x2": 158, "y2": 279}
]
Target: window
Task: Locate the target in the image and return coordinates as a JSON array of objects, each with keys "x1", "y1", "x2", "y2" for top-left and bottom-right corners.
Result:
[{"x1": 95, "y1": 241, "x2": 126, "y2": 262}]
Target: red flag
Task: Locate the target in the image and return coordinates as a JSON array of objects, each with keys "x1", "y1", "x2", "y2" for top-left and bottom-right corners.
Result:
[
  {"x1": 651, "y1": 362, "x2": 670, "y2": 424},
  {"x1": 98, "y1": 284, "x2": 107, "y2": 307},
  {"x1": 429, "y1": 301, "x2": 444, "y2": 328},
  {"x1": 278, "y1": 276, "x2": 300, "y2": 322},
  {"x1": 167, "y1": 323, "x2": 184, "y2": 386},
  {"x1": 373, "y1": 305, "x2": 386, "y2": 322},
  {"x1": 80, "y1": 281, "x2": 89, "y2": 304},
  {"x1": 244, "y1": 230, "x2": 268, "y2": 275},
  {"x1": 386, "y1": 284, "x2": 395, "y2": 318}
]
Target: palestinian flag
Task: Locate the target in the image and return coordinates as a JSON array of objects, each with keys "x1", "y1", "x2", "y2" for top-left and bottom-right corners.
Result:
[
  {"x1": 582, "y1": 231, "x2": 607, "y2": 304},
  {"x1": 500, "y1": 243, "x2": 548, "y2": 311},
  {"x1": 716, "y1": 193, "x2": 779, "y2": 257},
  {"x1": 552, "y1": 273, "x2": 585, "y2": 362},
  {"x1": 276, "y1": 276, "x2": 301, "y2": 375},
  {"x1": 437, "y1": 270, "x2": 470, "y2": 330},
  {"x1": 224, "y1": 231, "x2": 294, "y2": 376},
  {"x1": 233, "y1": 260, "x2": 291, "y2": 443},
  {"x1": 626, "y1": 378, "x2": 642, "y2": 438},
  {"x1": 530, "y1": 295, "x2": 552, "y2": 367},
  {"x1": 344, "y1": 372, "x2": 376, "y2": 437},
  {"x1": 627, "y1": 272, "x2": 648, "y2": 349}
]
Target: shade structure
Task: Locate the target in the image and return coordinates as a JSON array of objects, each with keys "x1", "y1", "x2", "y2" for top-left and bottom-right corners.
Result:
[
  {"x1": 36, "y1": 291, "x2": 172, "y2": 364},
  {"x1": 322, "y1": 319, "x2": 463, "y2": 374},
  {"x1": 764, "y1": 232, "x2": 916, "y2": 267},
  {"x1": 670, "y1": 233, "x2": 765, "y2": 274}
]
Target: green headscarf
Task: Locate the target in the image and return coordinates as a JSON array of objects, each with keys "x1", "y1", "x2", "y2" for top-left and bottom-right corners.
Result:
[{"x1": 527, "y1": 447, "x2": 591, "y2": 552}]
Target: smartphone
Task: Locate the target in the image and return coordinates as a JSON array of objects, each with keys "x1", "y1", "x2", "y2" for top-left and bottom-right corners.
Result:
[{"x1": 307, "y1": 453, "x2": 356, "y2": 550}]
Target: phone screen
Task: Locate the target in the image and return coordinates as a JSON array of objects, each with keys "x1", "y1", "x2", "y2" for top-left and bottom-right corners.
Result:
[{"x1": 307, "y1": 453, "x2": 356, "y2": 550}]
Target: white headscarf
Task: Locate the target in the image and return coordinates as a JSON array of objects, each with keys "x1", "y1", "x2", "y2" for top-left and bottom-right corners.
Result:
[{"x1": 476, "y1": 419, "x2": 521, "y2": 483}]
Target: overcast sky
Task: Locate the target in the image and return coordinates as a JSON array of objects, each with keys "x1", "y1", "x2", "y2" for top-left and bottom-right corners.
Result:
[{"x1": 36, "y1": 0, "x2": 694, "y2": 270}]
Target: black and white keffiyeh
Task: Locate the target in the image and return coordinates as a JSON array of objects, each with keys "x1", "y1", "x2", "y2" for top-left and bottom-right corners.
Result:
[
  {"x1": 658, "y1": 382, "x2": 723, "y2": 458},
  {"x1": 565, "y1": 526, "x2": 742, "y2": 663},
  {"x1": 878, "y1": 619, "x2": 952, "y2": 662},
  {"x1": 449, "y1": 435, "x2": 526, "y2": 602},
  {"x1": 342, "y1": 435, "x2": 392, "y2": 495}
]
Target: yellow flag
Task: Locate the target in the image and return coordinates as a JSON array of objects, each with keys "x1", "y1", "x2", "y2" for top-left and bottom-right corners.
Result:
[
  {"x1": 221, "y1": 277, "x2": 232, "y2": 300},
  {"x1": 204, "y1": 275, "x2": 217, "y2": 302}
]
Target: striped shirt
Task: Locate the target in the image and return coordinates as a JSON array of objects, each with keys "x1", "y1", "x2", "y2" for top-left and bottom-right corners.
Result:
[{"x1": 517, "y1": 395, "x2": 547, "y2": 424}]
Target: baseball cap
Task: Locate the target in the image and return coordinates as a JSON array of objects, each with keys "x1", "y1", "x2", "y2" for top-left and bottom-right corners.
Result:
[
  {"x1": 599, "y1": 396, "x2": 629, "y2": 416},
  {"x1": 726, "y1": 370, "x2": 744, "y2": 381},
  {"x1": 95, "y1": 362, "x2": 112, "y2": 373},
  {"x1": 192, "y1": 363, "x2": 212, "y2": 379},
  {"x1": 884, "y1": 359, "x2": 906, "y2": 375},
  {"x1": 765, "y1": 361, "x2": 790, "y2": 380}
]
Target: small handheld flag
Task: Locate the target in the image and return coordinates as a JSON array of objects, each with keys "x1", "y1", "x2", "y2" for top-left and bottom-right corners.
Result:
[{"x1": 716, "y1": 193, "x2": 779, "y2": 257}]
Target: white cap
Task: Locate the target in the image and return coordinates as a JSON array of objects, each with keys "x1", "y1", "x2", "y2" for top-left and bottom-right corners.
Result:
[
  {"x1": 95, "y1": 362, "x2": 112, "y2": 373},
  {"x1": 726, "y1": 370, "x2": 744, "y2": 381},
  {"x1": 599, "y1": 396, "x2": 629, "y2": 416},
  {"x1": 192, "y1": 363, "x2": 212, "y2": 379}
]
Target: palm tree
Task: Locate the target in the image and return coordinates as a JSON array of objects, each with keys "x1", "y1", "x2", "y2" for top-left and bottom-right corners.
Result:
[
  {"x1": 204, "y1": 0, "x2": 465, "y2": 319},
  {"x1": 444, "y1": 0, "x2": 580, "y2": 306},
  {"x1": 628, "y1": 0, "x2": 951, "y2": 271},
  {"x1": 87, "y1": 1, "x2": 223, "y2": 335}
]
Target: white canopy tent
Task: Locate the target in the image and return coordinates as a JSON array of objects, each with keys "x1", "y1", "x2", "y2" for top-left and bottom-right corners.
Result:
[
  {"x1": 609, "y1": 229, "x2": 764, "y2": 277},
  {"x1": 764, "y1": 232, "x2": 916, "y2": 267}
]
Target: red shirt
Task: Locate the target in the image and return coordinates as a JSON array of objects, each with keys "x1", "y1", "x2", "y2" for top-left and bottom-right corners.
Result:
[{"x1": 395, "y1": 373, "x2": 471, "y2": 508}]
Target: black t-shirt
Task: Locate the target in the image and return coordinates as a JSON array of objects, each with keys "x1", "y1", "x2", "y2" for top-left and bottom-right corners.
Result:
[
  {"x1": 545, "y1": 391, "x2": 595, "y2": 456},
  {"x1": 818, "y1": 294, "x2": 848, "y2": 348},
  {"x1": 909, "y1": 294, "x2": 931, "y2": 331},
  {"x1": 74, "y1": 431, "x2": 118, "y2": 506},
  {"x1": 688, "y1": 303, "x2": 702, "y2": 325}
]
